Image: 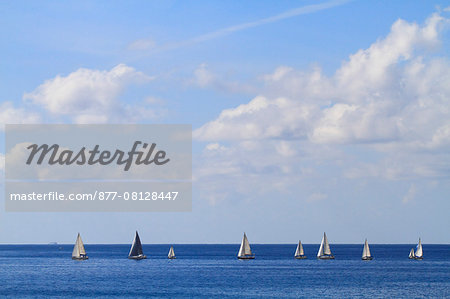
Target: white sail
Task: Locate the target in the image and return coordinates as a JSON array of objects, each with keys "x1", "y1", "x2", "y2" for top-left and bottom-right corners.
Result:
[
  {"x1": 317, "y1": 236, "x2": 324, "y2": 257},
  {"x1": 168, "y1": 246, "x2": 175, "y2": 259},
  {"x1": 72, "y1": 233, "x2": 86, "y2": 258},
  {"x1": 362, "y1": 239, "x2": 371, "y2": 258},
  {"x1": 238, "y1": 233, "x2": 252, "y2": 257},
  {"x1": 323, "y1": 233, "x2": 331, "y2": 255},
  {"x1": 128, "y1": 233, "x2": 137, "y2": 256},
  {"x1": 415, "y1": 238, "x2": 423, "y2": 258},
  {"x1": 409, "y1": 248, "x2": 415, "y2": 258},
  {"x1": 295, "y1": 241, "x2": 304, "y2": 256}
]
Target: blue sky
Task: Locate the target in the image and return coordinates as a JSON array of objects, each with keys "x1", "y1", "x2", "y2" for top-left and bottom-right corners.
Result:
[{"x1": 0, "y1": 0, "x2": 449, "y2": 244}]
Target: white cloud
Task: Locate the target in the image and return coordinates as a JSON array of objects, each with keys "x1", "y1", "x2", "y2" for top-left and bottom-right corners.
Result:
[
  {"x1": 194, "y1": 12, "x2": 450, "y2": 190},
  {"x1": 0, "y1": 102, "x2": 41, "y2": 129},
  {"x1": 196, "y1": 13, "x2": 450, "y2": 145},
  {"x1": 192, "y1": 63, "x2": 215, "y2": 88},
  {"x1": 205, "y1": 143, "x2": 228, "y2": 152},
  {"x1": 194, "y1": 96, "x2": 315, "y2": 140},
  {"x1": 335, "y1": 14, "x2": 444, "y2": 101},
  {"x1": 23, "y1": 64, "x2": 156, "y2": 123},
  {"x1": 190, "y1": 63, "x2": 256, "y2": 94},
  {"x1": 275, "y1": 141, "x2": 296, "y2": 157}
]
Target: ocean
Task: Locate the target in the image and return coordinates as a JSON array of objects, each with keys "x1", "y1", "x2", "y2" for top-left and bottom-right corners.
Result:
[{"x1": 0, "y1": 244, "x2": 448, "y2": 298}]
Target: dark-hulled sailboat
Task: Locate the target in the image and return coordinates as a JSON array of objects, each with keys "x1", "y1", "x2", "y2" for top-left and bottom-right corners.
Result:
[{"x1": 128, "y1": 231, "x2": 147, "y2": 260}]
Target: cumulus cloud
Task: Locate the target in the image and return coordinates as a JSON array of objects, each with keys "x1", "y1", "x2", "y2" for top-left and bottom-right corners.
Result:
[
  {"x1": 23, "y1": 64, "x2": 156, "y2": 123},
  {"x1": 194, "y1": 12, "x2": 450, "y2": 191},
  {"x1": 0, "y1": 102, "x2": 41, "y2": 129},
  {"x1": 196, "y1": 13, "x2": 449, "y2": 146}
]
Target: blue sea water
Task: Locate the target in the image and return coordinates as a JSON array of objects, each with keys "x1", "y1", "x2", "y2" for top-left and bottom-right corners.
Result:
[{"x1": 0, "y1": 244, "x2": 448, "y2": 298}]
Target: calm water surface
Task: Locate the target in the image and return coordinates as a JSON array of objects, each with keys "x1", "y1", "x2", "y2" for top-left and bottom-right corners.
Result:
[{"x1": 0, "y1": 244, "x2": 448, "y2": 298}]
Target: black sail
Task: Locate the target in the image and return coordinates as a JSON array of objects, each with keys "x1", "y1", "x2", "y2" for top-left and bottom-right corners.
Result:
[{"x1": 129, "y1": 231, "x2": 144, "y2": 257}]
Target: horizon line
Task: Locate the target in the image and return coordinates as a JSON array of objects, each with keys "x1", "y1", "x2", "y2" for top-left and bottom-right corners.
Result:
[{"x1": 1, "y1": 242, "x2": 448, "y2": 245}]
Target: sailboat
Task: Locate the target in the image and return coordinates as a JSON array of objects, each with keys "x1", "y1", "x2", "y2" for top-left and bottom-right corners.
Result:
[
  {"x1": 409, "y1": 248, "x2": 415, "y2": 259},
  {"x1": 237, "y1": 233, "x2": 255, "y2": 259},
  {"x1": 361, "y1": 239, "x2": 373, "y2": 260},
  {"x1": 128, "y1": 231, "x2": 147, "y2": 260},
  {"x1": 72, "y1": 233, "x2": 88, "y2": 260},
  {"x1": 168, "y1": 246, "x2": 176, "y2": 259},
  {"x1": 317, "y1": 232, "x2": 334, "y2": 259},
  {"x1": 294, "y1": 240, "x2": 307, "y2": 259},
  {"x1": 414, "y1": 238, "x2": 423, "y2": 260}
]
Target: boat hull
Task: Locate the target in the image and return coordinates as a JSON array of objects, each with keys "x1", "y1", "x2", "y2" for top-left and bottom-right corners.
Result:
[
  {"x1": 413, "y1": 257, "x2": 423, "y2": 260},
  {"x1": 362, "y1": 256, "x2": 373, "y2": 260},
  {"x1": 317, "y1": 255, "x2": 335, "y2": 260},
  {"x1": 168, "y1": 257, "x2": 176, "y2": 259},
  {"x1": 238, "y1": 255, "x2": 255, "y2": 260},
  {"x1": 72, "y1": 256, "x2": 89, "y2": 260},
  {"x1": 128, "y1": 255, "x2": 147, "y2": 260},
  {"x1": 294, "y1": 255, "x2": 307, "y2": 259}
]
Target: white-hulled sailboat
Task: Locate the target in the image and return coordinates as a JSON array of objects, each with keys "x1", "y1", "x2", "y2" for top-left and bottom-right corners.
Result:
[
  {"x1": 362, "y1": 239, "x2": 373, "y2": 260},
  {"x1": 168, "y1": 246, "x2": 176, "y2": 259},
  {"x1": 409, "y1": 248, "x2": 415, "y2": 259},
  {"x1": 294, "y1": 240, "x2": 307, "y2": 259},
  {"x1": 237, "y1": 233, "x2": 255, "y2": 259},
  {"x1": 72, "y1": 233, "x2": 88, "y2": 260},
  {"x1": 128, "y1": 231, "x2": 147, "y2": 260},
  {"x1": 414, "y1": 238, "x2": 423, "y2": 260},
  {"x1": 317, "y1": 232, "x2": 334, "y2": 259}
]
